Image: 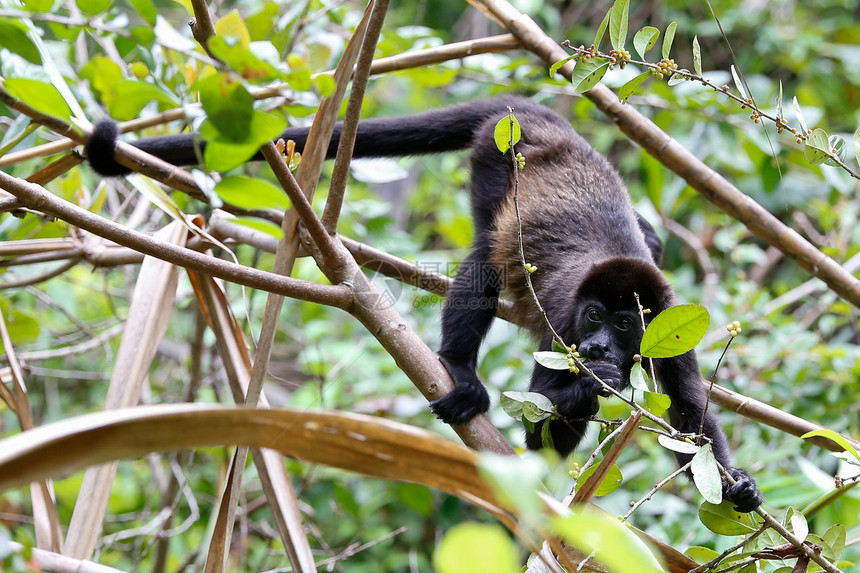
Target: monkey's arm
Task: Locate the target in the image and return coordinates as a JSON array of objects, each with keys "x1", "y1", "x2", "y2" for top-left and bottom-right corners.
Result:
[
  {"x1": 657, "y1": 353, "x2": 763, "y2": 512},
  {"x1": 524, "y1": 361, "x2": 623, "y2": 456}
]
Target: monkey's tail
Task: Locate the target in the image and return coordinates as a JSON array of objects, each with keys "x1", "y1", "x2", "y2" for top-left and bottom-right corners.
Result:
[{"x1": 85, "y1": 97, "x2": 532, "y2": 177}]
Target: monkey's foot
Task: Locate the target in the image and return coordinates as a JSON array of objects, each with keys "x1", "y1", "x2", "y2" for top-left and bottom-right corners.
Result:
[
  {"x1": 430, "y1": 384, "x2": 490, "y2": 424},
  {"x1": 724, "y1": 467, "x2": 764, "y2": 513}
]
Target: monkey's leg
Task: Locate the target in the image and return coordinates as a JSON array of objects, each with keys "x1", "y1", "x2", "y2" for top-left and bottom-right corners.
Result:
[{"x1": 432, "y1": 245, "x2": 500, "y2": 424}]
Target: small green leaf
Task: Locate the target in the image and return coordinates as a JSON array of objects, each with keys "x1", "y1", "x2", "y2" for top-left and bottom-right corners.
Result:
[
  {"x1": 804, "y1": 128, "x2": 830, "y2": 166},
  {"x1": 201, "y1": 110, "x2": 286, "y2": 172},
  {"x1": 731, "y1": 65, "x2": 747, "y2": 100},
  {"x1": 127, "y1": 0, "x2": 156, "y2": 24},
  {"x1": 553, "y1": 507, "x2": 663, "y2": 573},
  {"x1": 608, "y1": 0, "x2": 630, "y2": 51},
  {"x1": 22, "y1": 0, "x2": 55, "y2": 11},
  {"x1": 618, "y1": 71, "x2": 650, "y2": 102},
  {"x1": 196, "y1": 73, "x2": 254, "y2": 142},
  {"x1": 533, "y1": 351, "x2": 569, "y2": 370},
  {"x1": 4, "y1": 78, "x2": 72, "y2": 122},
  {"x1": 825, "y1": 134, "x2": 846, "y2": 166},
  {"x1": 594, "y1": 9, "x2": 611, "y2": 50},
  {"x1": 643, "y1": 391, "x2": 671, "y2": 416},
  {"x1": 629, "y1": 361, "x2": 649, "y2": 391},
  {"x1": 214, "y1": 9, "x2": 251, "y2": 47},
  {"x1": 500, "y1": 391, "x2": 554, "y2": 418},
  {"x1": 522, "y1": 400, "x2": 552, "y2": 423},
  {"x1": 640, "y1": 304, "x2": 709, "y2": 358},
  {"x1": 657, "y1": 435, "x2": 699, "y2": 455},
  {"x1": 686, "y1": 546, "x2": 720, "y2": 565},
  {"x1": 540, "y1": 417, "x2": 554, "y2": 450},
  {"x1": 822, "y1": 524, "x2": 846, "y2": 561},
  {"x1": 572, "y1": 60, "x2": 610, "y2": 93},
  {"x1": 577, "y1": 463, "x2": 624, "y2": 496},
  {"x1": 549, "y1": 54, "x2": 577, "y2": 78},
  {"x1": 776, "y1": 81, "x2": 784, "y2": 123},
  {"x1": 76, "y1": 0, "x2": 111, "y2": 15},
  {"x1": 633, "y1": 26, "x2": 659, "y2": 59},
  {"x1": 0, "y1": 309, "x2": 41, "y2": 354},
  {"x1": 698, "y1": 501, "x2": 761, "y2": 536},
  {"x1": 0, "y1": 19, "x2": 41, "y2": 64},
  {"x1": 215, "y1": 176, "x2": 290, "y2": 211},
  {"x1": 108, "y1": 80, "x2": 178, "y2": 120},
  {"x1": 313, "y1": 74, "x2": 336, "y2": 98},
  {"x1": 793, "y1": 96, "x2": 809, "y2": 135},
  {"x1": 801, "y1": 429, "x2": 860, "y2": 461},
  {"x1": 433, "y1": 523, "x2": 520, "y2": 573},
  {"x1": 493, "y1": 114, "x2": 521, "y2": 154},
  {"x1": 207, "y1": 36, "x2": 280, "y2": 82},
  {"x1": 692, "y1": 35, "x2": 702, "y2": 76},
  {"x1": 854, "y1": 126, "x2": 860, "y2": 167},
  {"x1": 661, "y1": 21, "x2": 676, "y2": 59},
  {"x1": 691, "y1": 445, "x2": 722, "y2": 504}
]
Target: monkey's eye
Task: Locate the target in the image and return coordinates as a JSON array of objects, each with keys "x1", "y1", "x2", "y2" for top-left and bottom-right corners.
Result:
[
  {"x1": 616, "y1": 318, "x2": 633, "y2": 331},
  {"x1": 586, "y1": 308, "x2": 601, "y2": 322}
]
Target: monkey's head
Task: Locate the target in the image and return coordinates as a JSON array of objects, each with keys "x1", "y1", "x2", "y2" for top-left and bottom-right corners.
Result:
[{"x1": 570, "y1": 258, "x2": 674, "y2": 385}]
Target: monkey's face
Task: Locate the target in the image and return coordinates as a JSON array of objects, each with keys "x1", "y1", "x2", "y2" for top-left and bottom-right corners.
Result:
[{"x1": 574, "y1": 298, "x2": 643, "y2": 390}]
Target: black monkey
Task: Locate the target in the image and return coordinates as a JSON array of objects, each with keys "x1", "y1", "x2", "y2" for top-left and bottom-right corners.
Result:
[{"x1": 86, "y1": 97, "x2": 762, "y2": 512}]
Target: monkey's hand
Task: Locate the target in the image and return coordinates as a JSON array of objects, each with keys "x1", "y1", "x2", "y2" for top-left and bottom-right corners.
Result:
[
  {"x1": 723, "y1": 467, "x2": 763, "y2": 513},
  {"x1": 430, "y1": 355, "x2": 490, "y2": 424},
  {"x1": 580, "y1": 361, "x2": 624, "y2": 397}
]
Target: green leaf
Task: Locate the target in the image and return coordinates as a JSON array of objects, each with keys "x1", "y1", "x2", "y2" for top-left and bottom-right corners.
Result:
[
  {"x1": 657, "y1": 435, "x2": 699, "y2": 455},
  {"x1": 577, "y1": 464, "x2": 624, "y2": 496},
  {"x1": 629, "y1": 361, "x2": 649, "y2": 391},
  {"x1": 667, "y1": 71, "x2": 688, "y2": 86},
  {"x1": 731, "y1": 65, "x2": 747, "y2": 99},
  {"x1": 572, "y1": 59, "x2": 610, "y2": 93},
  {"x1": 801, "y1": 429, "x2": 860, "y2": 461},
  {"x1": 692, "y1": 35, "x2": 702, "y2": 76},
  {"x1": 854, "y1": 126, "x2": 860, "y2": 167},
  {"x1": 500, "y1": 391, "x2": 554, "y2": 420},
  {"x1": 214, "y1": 9, "x2": 251, "y2": 47},
  {"x1": 202, "y1": 110, "x2": 286, "y2": 172},
  {"x1": 784, "y1": 507, "x2": 808, "y2": 541},
  {"x1": 632, "y1": 26, "x2": 659, "y2": 59},
  {"x1": 108, "y1": 80, "x2": 178, "y2": 121},
  {"x1": 127, "y1": 0, "x2": 156, "y2": 24},
  {"x1": 533, "y1": 350, "x2": 569, "y2": 370},
  {"x1": 608, "y1": 0, "x2": 630, "y2": 51},
  {"x1": 640, "y1": 304, "x2": 709, "y2": 358},
  {"x1": 804, "y1": 128, "x2": 830, "y2": 166},
  {"x1": 643, "y1": 391, "x2": 671, "y2": 416},
  {"x1": 229, "y1": 216, "x2": 283, "y2": 240},
  {"x1": 793, "y1": 96, "x2": 809, "y2": 135},
  {"x1": 540, "y1": 417, "x2": 554, "y2": 449},
  {"x1": 691, "y1": 445, "x2": 722, "y2": 504},
  {"x1": 522, "y1": 400, "x2": 552, "y2": 423},
  {"x1": 76, "y1": 0, "x2": 111, "y2": 15},
  {"x1": 552, "y1": 507, "x2": 663, "y2": 573},
  {"x1": 698, "y1": 501, "x2": 761, "y2": 535},
  {"x1": 81, "y1": 55, "x2": 123, "y2": 102},
  {"x1": 22, "y1": 0, "x2": 55, "y2": 11},
  {"x1": 493, "y1": 113, "x2": 520, "y2": 154},
  {"x1": 215, "y1": 176, "x2": 290, "y2": 211},
  {"x1": 4, "y1": 79, "x2": 72, "y2": 122},
  {"x1": 661, "y1": 21, "x2": 676, "y2": 59},
  {"x1": 618, "y1": 71, "x2": 650, "y2": 102},
  {"x1": 822, "y1": 524, "x2": 846, "y2": 561},
  {"x1": 0, "y1": 309, "x2": 41, "y2": 354},
  {"x1": 433, "y1": 522, "x2": 520, "y2": 573},
  {"x1": 549, "y1": 54, "x2": 577, "y2": 78},
  {"x1": 594, "y1": 9, "x2": 611, "y2": 50},
  {"x1": 196, "y1": 73, "x2": 254, "y2": 141},
  {"x1": 825, "y1": 134, "x2": 846, "y2": 167},
  {"x1": 313, "y1": 74, "x2": 336, "y2": 98},
  {"x1": 777, "y1": 80, "x2": 784, "y2": 123},
  {"x1": 686, "y1": 546, "x2": 720, "y2": 565},
  {"x1": 0, "y1": 19, "x2": 41, "y2": 64},
  {"x1": 207, "y1": 36, "x2": 280, "y2": 82}
]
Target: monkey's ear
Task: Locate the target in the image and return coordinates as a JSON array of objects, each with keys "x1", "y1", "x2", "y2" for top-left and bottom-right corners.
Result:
[{"x1": 575, "y1": 258, "x2": 675, "y2": 313}]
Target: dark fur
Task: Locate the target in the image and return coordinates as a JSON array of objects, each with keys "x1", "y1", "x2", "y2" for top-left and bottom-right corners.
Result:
[{"x1": 86, "y1": 97, "x2": 762, "y2": 512}]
